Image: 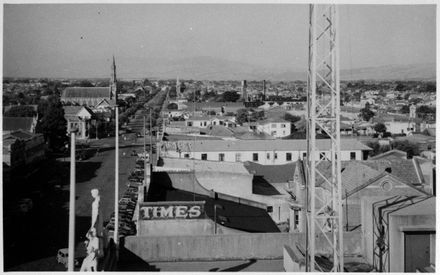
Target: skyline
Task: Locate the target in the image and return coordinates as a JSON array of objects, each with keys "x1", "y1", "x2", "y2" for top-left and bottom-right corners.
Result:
[{"x1": 3, "y1": 4, "x2": 436, "y2": 79}]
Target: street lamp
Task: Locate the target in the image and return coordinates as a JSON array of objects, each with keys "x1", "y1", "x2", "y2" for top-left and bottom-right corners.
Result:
[
  {"x1": 68, "y1": 127, "x2": 78, "y2": 271},
  {"x1": 214, "y1": 204, "x2": 224, "y2": 234}
]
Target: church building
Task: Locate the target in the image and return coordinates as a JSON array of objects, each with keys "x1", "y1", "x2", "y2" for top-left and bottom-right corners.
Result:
[{"x1": 61, "y1": 57, "x2": 118, "y2": 108}]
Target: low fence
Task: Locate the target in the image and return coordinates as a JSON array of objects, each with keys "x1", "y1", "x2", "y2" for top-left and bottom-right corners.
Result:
[{"x1": 125, "y1": 232, "x2": 362, "y2": 262}]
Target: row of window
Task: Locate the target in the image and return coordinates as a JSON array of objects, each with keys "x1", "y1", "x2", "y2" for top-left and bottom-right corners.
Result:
[
  {"x1": 271, "y1": 123, "x2": 287, "y2": 128},
  {"x1": 184, "y1": 152, "x2": 357, "y2": 161}
]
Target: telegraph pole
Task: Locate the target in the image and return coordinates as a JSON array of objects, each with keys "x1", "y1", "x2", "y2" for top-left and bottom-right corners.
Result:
[
  {"x1": 68, "y1": 129, "x2": 77, "y2": 271},
  {"x1": 306, "y1": 4, "x2": 344, "y2": 272},
  {"x1": 114, "y1": 105, "x2": 119, "y2": 252},
  {"x1": 143, "y1": 115, "x2": 147, "y2": 186}
]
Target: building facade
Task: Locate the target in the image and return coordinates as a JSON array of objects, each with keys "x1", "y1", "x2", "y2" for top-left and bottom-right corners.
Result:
[{"x1": 161, "y1": 139, "x2": 371, "y2": 165}]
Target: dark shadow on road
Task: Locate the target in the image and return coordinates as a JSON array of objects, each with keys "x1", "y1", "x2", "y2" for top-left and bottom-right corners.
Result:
[{"x1": 219, "y1": 259, "x2": 257, "y2": 272}]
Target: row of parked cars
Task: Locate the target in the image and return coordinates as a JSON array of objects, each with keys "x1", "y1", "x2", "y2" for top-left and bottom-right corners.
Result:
[{"x1": 105, "y1": 151, "x2": 148, "y2": 238}]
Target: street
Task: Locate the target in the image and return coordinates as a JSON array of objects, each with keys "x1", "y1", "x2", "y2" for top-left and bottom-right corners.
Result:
[{"x1": 4, "y1": 144, "x2": 138, "y2": 271}]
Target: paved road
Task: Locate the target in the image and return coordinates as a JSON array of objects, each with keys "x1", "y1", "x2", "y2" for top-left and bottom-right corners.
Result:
[
  {"x1": 72, "y1": 146, "x2": 137, "y2": 220},
  {"x1": 5, "y1": 144, "x2": 138, "y2": 271}
]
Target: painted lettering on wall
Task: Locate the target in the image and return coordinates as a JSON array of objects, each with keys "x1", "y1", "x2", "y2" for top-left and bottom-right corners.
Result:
[{"x1": 139, "y1": 201, "x2": 205, "y2": 220}]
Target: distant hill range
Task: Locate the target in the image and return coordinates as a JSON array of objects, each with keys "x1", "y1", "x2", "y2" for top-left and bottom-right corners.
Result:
[
  {"x1": 9, "y1": 56, "x2": 435, "y2": 81},
  {"x1": 121, "y1": 57, "x2": 435, "y2": 81}
]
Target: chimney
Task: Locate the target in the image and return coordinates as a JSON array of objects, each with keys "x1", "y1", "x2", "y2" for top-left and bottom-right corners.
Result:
[{"x1": 263, "y1": 80, "x2": 266, "y2": 101}]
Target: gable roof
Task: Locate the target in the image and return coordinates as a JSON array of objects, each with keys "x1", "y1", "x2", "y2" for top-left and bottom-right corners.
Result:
[
  {"x1": 62, "y1": 87, "x2": 109, "y2": 99},
  {"x1": 369, "y1": 149, "x2": 407, "y2": 160},
  {"x1": 3, "y1": 117, "x2": 35, "y2": 132},
  {"x1": 314, "y1": 159, "x2": 427, "y2": 197}
]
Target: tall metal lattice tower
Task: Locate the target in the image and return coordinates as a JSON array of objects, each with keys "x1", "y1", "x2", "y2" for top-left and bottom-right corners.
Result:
[{"x1": 306, "y1": 4, "x2": 344, "y2": 272}]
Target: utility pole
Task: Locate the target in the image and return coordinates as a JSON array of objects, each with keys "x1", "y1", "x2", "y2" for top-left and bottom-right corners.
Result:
[
  {"x1": 114, "y1": 105, "x2": 119, "y2": 254},
  {"x1": 143, "y1": 115, "x2": 147, "y2": 187},
  {"x1": 68, "y1": 129, "x2": 77, "y2": 271},
  {"x1": 306, "y1": 4, "x2": 344, "y2": 272},
  {"x1": 149, "y1": 108, "x2": 153, "y2": 166}
]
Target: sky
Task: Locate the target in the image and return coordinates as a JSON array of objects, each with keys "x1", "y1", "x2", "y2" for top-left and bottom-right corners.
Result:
[{"x1": 3, "y1": 4, "x2": 436, "y2": 78}]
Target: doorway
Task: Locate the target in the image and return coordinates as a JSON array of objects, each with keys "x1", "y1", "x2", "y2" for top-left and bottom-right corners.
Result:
[{"x1": 404, "y1": 231, "x2": 434, "y2": 272}]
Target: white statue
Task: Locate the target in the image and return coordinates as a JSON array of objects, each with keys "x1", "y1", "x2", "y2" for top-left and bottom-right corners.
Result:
[
  {"x1": 90, "y1": 189, "x2": 103, "y2": 237},
  {"x1": 80, "y1": 228, "x2": 99, "y2": 272}
]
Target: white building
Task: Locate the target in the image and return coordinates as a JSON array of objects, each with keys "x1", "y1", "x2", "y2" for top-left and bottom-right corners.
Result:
[
  {"x1": 256, "y1": 118, "x2": 291, "y2": 138},
  {"x1": 161, "y1": 139, "x2": 371, "y2": 165}
]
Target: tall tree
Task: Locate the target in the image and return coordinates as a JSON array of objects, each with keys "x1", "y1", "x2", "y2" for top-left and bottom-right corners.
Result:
[
  {"x1": 359, "y1": 102, "x2": 375, "y2": 122},
  {"x1": 36, "y1": 98, "x2": 67, "y2": 151}
]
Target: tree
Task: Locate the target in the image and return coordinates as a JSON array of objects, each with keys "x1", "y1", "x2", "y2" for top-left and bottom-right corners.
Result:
[
  {"x1": 416, "y1": 105, "x2": 436, "y2": 120},
  {"x1": 284, "y1": 113, "x2": 302, "y2": 132},
  {"x1": 395, "y1": 82, "x2": 408, "y2": 91},
  {"x1": 366, "y1": 141, "x2": 391, "y2": 157},
  {"x1": 169, "y1": 87, "x2": 177, "y2": 98},
  {"x1": 235, "y1": 108, "x2": 264, "y2": 125},
  {"x1": 4, "y1": 105, "x2": 37, "y2": 117},
  {"x1": 359, "y1": 102, "x2": 375, "y2": 122},
  {"x1": 167, "y1": 103, "x2": 178, "y2": 110},
  {"x1": 373, "y1": 123, "x2": 387, "y2": 134},
  {"x1": 222, "y1": 91, "x2": 240, "y2": 102},
  {"x1": 392, "y1": 140, "x2": 419, "y2": 158},
  {"x1": 36, "y1": 99, "x2": 67, "y2": 151},
  {"x1": 400, "y1": 105, "x2": 410, "y2": 114}
]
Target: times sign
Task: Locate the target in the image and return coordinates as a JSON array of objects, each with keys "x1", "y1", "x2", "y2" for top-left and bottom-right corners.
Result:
[{"x1": 139, "y1": 201, "x2": 206, "y2": 220}]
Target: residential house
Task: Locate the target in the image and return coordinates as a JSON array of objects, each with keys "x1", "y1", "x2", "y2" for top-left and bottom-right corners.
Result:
[
  {"x1": 63, "y1": 106, "x2": 94, "y2": 139},
  {"x1": 256, "y1": 117, "x2": 291, "y2": 138}
]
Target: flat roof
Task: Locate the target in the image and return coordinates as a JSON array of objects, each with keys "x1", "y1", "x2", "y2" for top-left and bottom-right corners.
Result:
[{"x1": 148, "y1": 172, "x2": 280, "y2": 233}]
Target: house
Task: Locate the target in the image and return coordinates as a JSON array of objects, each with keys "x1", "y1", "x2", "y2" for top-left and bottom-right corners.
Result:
[
  {"x1": 3, "y1": 130, "x2": 45, "y2": 170},
  {"x1": 3, "y1": 116, "x2": 38, "y2": 134},
  {"x1": 63, "y1": 106, "x2": 94, "y2": 139},
  {"x1": 256, "y1": 117, "x2": 291, "y2": 138},
  {"x1": 289, "y1": 157, "x2": 431, "y2": 236},
  {"x1": 185, "y1": 116, "x2": 236, "y2": 129},
  {"x1": 160, "y1": 139, "x2": 372, "y2": 165}
]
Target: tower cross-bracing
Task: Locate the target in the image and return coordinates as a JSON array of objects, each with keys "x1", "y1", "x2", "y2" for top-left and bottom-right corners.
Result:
[{"x1": 306, "y1": 4, "x2": 344, "y2": 272}]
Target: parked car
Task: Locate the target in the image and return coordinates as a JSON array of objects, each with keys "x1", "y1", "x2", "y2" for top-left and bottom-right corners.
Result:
[{"x1": 56, "y1": 248, "x2": 80, "y2": 268}]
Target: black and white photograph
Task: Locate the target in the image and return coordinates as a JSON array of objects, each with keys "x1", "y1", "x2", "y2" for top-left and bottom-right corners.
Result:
[{"x1": 1, "y1": 1, "x2": 437, "y2": 272}]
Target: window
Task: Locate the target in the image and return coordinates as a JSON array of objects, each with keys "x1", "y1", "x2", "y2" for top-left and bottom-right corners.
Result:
[
  {"x1": 302, "y1": 152, "x2": 307, "y2": 159},
  {"x1": 381, "y1": 181, "x2": 392, "y2": 191},
  {"x1": 253, "y1": 153, "x2": 259, "y2": 161},
  {"x1": 281, "y1": 124, "x2": 286, "y2": 128},
  {"x1": 184, "y1": 153, "x2": 190, "y2": 158},
  {"x1": 201, "y1": 153, "x2": 207, "y2": 160},
  {"x1": 219, "y1": 153, "x2": 225, "y2": 161},
  {"x1": 274, "y1": 153, "x2": 278, "y2": 159},
  {"x1": 271, "y1": 131, "x2": 277, "y2": 136},
  {"x1": 350, "y1": 152, "x2": 356, "y2": 160},
  {"x1": 235, "y1": 153, "x2": 241, "y2": 162},
  {"x1": 188, "y1": 122, "x2": 193, "y2": 126},
  {"x1": 271, "y1": 124, "x2": 277, "y2": 128},
  {"x1": 319, "y1": 152, "x2": 326, "y2": 160},
  {"x1": 267, "y1": 153, "x2": 270, "y2": 160},
  {"x1": 286, "y1": 153, "x2": 292, "y2": 161},
  {"x1": 293, "y1": 209, "x2": 300, "y2": 230}
]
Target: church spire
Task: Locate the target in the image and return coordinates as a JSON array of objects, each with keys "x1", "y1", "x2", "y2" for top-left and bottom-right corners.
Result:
[{"x1": 110, "y1": 55, "x2": 117, "y2": 100}]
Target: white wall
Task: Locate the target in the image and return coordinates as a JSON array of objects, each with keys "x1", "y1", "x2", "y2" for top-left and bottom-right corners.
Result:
[
  {"x1": 167, "y1": 149, "x2": 363, "y2": 165},
  {"x1": 257, "y1": 122, "x2": 291, "y2": 138}
]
